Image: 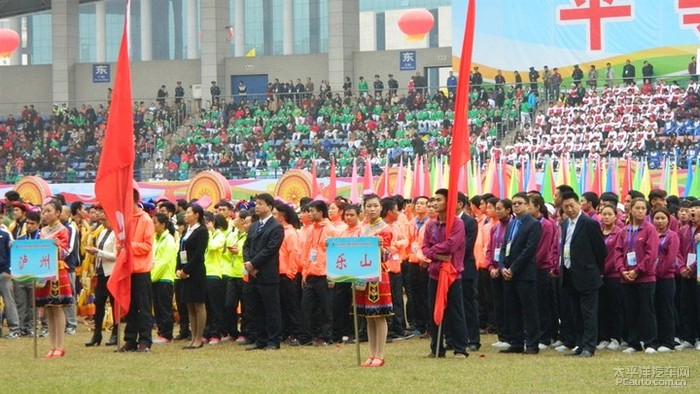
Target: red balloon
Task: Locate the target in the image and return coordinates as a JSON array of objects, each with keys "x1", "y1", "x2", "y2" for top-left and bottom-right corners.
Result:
[
  {"x1": 0, "y1": 28, "x2": 20, "y2": 54},
  {"x1": 398, "y1": 9, "x2": 435, "y2": 41}
]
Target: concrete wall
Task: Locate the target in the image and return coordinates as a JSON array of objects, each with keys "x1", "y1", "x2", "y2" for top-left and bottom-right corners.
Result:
[
  {"x1": 353, "y1": 47, "x2": 452, "y2": 89},
  {"x1": 0, "y1": 65, "x2": 53, "y2": 114},
  {"x1": 224, "y1": 53, "x2": 329, "y2": 88}
]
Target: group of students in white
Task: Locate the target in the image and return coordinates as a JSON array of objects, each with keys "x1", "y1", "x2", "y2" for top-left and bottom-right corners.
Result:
[{"x1": 2, "y1": 183, "x2": 700, "y2": 362}]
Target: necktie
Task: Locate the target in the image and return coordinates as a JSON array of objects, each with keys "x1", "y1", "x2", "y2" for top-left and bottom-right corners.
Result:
[
  {"x1": 257, "y1": 221, "x2": 264, "y2": 234},
  {"x1": 564, "y1": 221, "x2": 574, "y2": 269}
]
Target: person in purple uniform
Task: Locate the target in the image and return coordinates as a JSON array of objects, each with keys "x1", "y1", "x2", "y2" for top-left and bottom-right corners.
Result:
[
  {"x1": 615, "y1": 197, "x2": 659, "y2": 354},
  {"x1": 675, "y1": 200, "x2": 700, "y2": 350},
  {"x1": 596, "y1": 204, "x2": 624, "y2": 351},
  {"x1": 651, "y1": 207, "x2": 679, "y2": 353},
  {"x1": 528, "y1": 194, "x2": 556, "y2": 349}
]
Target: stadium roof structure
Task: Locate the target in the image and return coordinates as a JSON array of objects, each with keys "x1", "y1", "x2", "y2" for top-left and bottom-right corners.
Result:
[{"x1": 0, "y1": 0, "x2": 98, "y2": 19}]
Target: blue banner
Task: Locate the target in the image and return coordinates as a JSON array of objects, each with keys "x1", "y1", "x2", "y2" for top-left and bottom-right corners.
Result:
[
  {"x1": 10, "y1": 240, "x2": 58, "y2": 281},
  {"x1": 92, "y1": 64, "x2": 110, "y2": 83},
  {"x1": 327, "y1": 237, "x2": 381, "y2": 283},
  {"x1": 400, "y1": 50, "x2": 416, "y2": 71}
]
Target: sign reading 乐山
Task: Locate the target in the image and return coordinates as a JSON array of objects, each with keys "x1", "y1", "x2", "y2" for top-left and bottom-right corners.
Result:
[
  {"x1": 10, "y1": 240, "x2": 58, "y2": 282},
  {"x1": 327, "y1": 237, "x2": 381, "y2": 283}
]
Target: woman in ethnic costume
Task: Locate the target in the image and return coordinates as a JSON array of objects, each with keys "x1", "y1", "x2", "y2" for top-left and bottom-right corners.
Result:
[
  {"x1": 355, "y1": 194, "x2": 393, "y2": 367},
  {"x1": 36, "y1": 199, "x2": 73, "y2": 358}
]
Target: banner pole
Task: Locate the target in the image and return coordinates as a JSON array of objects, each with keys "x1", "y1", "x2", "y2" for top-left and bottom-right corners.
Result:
[
  {"x1": 435, "y1": 323, "x2": 443, "y2": 359},
  {"x1": 33, "y1": 282, "x2": 37, "y2": 359},
  {"x1": 352, "y1": 286, "x2": 361, "y2": 366},
  {"x1": 115, "y1": 303, "x2": 121, "y2": 352}
]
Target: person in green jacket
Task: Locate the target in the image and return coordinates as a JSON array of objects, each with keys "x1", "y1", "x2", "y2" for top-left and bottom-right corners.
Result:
[
  {"x1": 151, "y1": 213, "x2": 178, "y2": 344},
  {"x1": 222, "y1": 209, "x2": 250, "y2": 344},
  {"x1": 358, "y1": 76, "x2": 369, "y2": 97},
  {"x1": 203, "y1": 212, "x2": 228, "y2": 345}
]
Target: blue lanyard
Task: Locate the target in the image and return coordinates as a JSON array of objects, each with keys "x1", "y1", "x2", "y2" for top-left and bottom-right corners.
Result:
[
  {"x1": 658, "y1": 232, "x2": 669, "y2": 254},
  {"x1": 508, "y1": 219, "x2": 521, "y2": 244},
  {"x1": 627, "y1": 226, "x2": 640, "y2": 252}
]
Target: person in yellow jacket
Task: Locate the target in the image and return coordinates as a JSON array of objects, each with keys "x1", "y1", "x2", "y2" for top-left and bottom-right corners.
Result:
[
  {"x1": 151, "y1": 213, "x2": 178, "y2": 344},
  {"x1": 222, "y1": 209, "x2": 251, "y2": 344},
  {"x1": 203, "y1": 212, "x2": 227, "y2": 345}
]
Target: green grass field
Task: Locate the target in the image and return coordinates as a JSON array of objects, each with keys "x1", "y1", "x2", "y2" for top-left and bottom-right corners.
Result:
[{"x1": 2, "y1": 325, "x2": 698, "y2": 393}]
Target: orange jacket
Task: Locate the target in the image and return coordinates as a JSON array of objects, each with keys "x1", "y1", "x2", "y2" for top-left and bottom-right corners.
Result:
[
  {"x1": 474, "y1": 214, "x2": 491, "y2": 269},
  {"x1": 408, "y1": 215, "x2": 430, "y2": 264},
  {"x1": 279, "y1": 224, "x2": 300, "y2": 278},
  {"x1": 386, "y1": 221, "x2": 408, "y2": 273},
  {"x1": 301, "y1": 219, "x2": 333, "y2": 278},
  {"x1": 130, "y1": 209, "x2": 155, "y2": 273}
]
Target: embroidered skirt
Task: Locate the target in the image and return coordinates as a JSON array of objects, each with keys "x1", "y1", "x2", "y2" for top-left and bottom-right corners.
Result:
[
  {"x1": 35, "y1": 267, "x2": 74, "y2": 307},
  {"x1": 354, "y1": 271, "x2": 393, "y2": 317}
]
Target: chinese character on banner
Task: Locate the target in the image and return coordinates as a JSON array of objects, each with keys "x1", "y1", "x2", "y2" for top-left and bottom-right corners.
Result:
[
  {"x1": 335, "y1": 253, "x2": 347, "y2": 271},
  {"x1": 677, "y1": 0, "x2": 700, "y2": 34},
  {"x1": 18, "y1": 254, "x2": 28, "y2": 270},
  {"x1": 360, "y1": 253, "x2": 373, "y2": 267},
  {"x1": 40, "y1": 254, "x2": 51, "y2": 269},
  {"x1": 400, "y1": 50, "x2": 417, "y2": 71},
  {"x1": 557, "y1": 0, "x2": 634, "y2": 51}
]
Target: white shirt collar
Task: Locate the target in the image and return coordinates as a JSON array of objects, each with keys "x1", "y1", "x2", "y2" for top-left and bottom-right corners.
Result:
[
  {"x1": 569, "y1": 211, "x2": 583, "y2": 226},
  {"x1": 258, "y1": 215, "x2": 271, "y2": 227}
]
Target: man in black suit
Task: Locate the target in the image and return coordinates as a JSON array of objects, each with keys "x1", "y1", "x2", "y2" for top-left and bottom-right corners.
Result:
[
  {"x1": 499, "y1": 192, "x2": 542, "y2": 354},
  {"x1": 559, "y1": 192, "x2": 606, "y2": 357},
  {"x1": 458, "y1": 193, "x2": 480, "y2": 351},
  {"x1": 243, "y1": 193, "x2": 285, "y2": 350}
]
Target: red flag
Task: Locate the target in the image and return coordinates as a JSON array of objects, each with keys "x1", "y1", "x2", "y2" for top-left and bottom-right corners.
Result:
[
  {"x1": 592, "y1": 156, "x2": 602, "y2": 195},
  {"x1": 435, "y1": 0, "x2": 476, "y2": 326},
  {"x1": 328, "y1": 158, "x2": 337, "y2": 201},
  {"x1": 362, "y1": 157, "x2": 373, "y2": 194},
  {"x1": 98, "y1": 4, "x2": 134, "y2": 317},
  {"x1": 311, "y1": 160, "x2": 322, "y2": 199}
]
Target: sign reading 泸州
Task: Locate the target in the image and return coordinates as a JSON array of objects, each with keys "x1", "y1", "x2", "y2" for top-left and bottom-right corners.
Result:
[{"x1": 10, "y1": 240, "x2": 58, "y2": 282}]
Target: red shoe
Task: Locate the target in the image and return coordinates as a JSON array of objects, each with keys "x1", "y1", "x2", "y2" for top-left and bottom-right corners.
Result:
[
  {"x1": 369, "y1": 358, "x2": 385, "y2": 367},
  {"x1": 50, "y1": 348, "x2": 66, "y2": 358},
  {"x1": 43, "y1": 348, "x2": 56, "y2": 358},
  {"x1": 360, "y1": 357, "x2": 374, "y2": 367}
]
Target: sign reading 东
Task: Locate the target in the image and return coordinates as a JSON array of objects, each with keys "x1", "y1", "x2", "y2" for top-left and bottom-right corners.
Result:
[
  {"x1": 93, "y1": 63, "x2": 111, "y2": 83},
  {"x1": 400, "y1": 50, "x2": 417, "y2": 71},
  {"x1": 10, "y1": 240, "x2": 58, "y2": 282},
  {"x1": 327, "y1": 237, "x2": 381, "y2": 283}
]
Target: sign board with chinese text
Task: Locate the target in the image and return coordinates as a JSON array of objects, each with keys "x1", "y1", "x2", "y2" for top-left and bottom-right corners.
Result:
[
  {"x1": 399, "y1": 50, "x2": 416, "y2": 71},
  {"x1": 92, "y1": 63, "x2": 110, "y2": 83},
  {"x1": 10, "y1": 240, "x2": 58, "y2": 282},
  {"x1": 327, "y1": 237, "x2": 381, "y2": 283}
]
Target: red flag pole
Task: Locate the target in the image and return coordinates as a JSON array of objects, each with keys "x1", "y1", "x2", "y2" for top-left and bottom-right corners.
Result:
[{"x1": 434, "y1": 0, "x2": 476, "y2": 356}]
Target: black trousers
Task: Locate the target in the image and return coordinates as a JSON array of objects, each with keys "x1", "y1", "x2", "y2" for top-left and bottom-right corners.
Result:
[
  {"x1": 462, "y1": 277, "x2": 480, "y2": 347},
  {"x1": 428, "y1": 278, "x2": 468, "y2": 355},
  {"x1": 564, "y1": 280, "x2": 599, "y2": 353},
  {"x1": 555, "y1": 277, "x2": 576, "y2": 347},
  {"x1": 477, "y1": 268, "x2": 493, "y2": 330},
  {"x1": 223, "y1": 276, "x2": 245, "y2": 337},
  {"x1": 300, "y1": 276, "x2": 332, "y2": 342},
  {"x1": 408, "y1": 264, "x2": 429, "y2": 332},
  {"x1": 204, "y1": 277, "x2": 225, "y2": 339},
  {"x1": 623, "y1": 282, "x2": 657, "y2": 350},
  {"x1": 249, "y1": 282, "x2": 282, "y2": 347},
  {"x1": 655, "y1": 278, "x2": 676, "y2": 348},
  {"x1": 599, "y1": 277, "x2": 624, "y2": 342},
  {"x1": 679, "y1": 277, "x2": 698, "y2": 343},
  {"x1": 490, "y1": 276, "x2": 509, "y2": 342},
  {"x1": 674, "y1": 276, "x2": 683, "y2": 335},
  {"x1": 93, "y1": 273, "x2": 114, "y2": 338},
  {"x1": 174, "y1": 279, "x2": 190, "y2": 337},
  {"x1": 280, "y1": 275, "x2": 302, "y2": 339},
  {"x1": 331, "y1": 282, "x2": 352, "y2": 341},
  {"x1": 124, "y1": 272, "x2": 153, "y2": 346},
  {"x1": 536, "y1": 269, "x2": 554, "y2": 345},
  {"x1": 504, "y1": 280, "x2": 539, "y2": 350},
  {"x1": 388, "y1": 271, "x2": 406, "y2": 336},
  {"x1": 152, "y1": 281, "x2": 174, "y2": 339}
]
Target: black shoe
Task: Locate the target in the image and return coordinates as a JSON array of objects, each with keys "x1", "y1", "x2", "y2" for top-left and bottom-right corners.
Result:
[
  {"x1": 85, "y1": 335, "x2": 102, "y2": 347},
  {"x1": 118, "y1": 342, "x2": 138, "y2": 352},
  {"x1": 565, "y1": 349, "x2": 582, "y2": 356},
  {"x1": 425, "y1": 352, "x2": 446, "y2": 358},
  {"x1": 105, "y1": 335, "x2": 118, "y2": 346},
  {"x1": 286, "y1": 338, "x2": 301, "y2": 347},
  {"x1": 453, "y1": 351, "x2": 469, "y2": 358},
  {"x1": 499, "y1": 347, "x2": 524, "y2": 354},
  {"x1": 137, "y1": 343, "x2": 151, "y2": 353},
  {"x1": 523, "y1": 348, "x2": 539, "y2": 355},
  {"x1": 245, "y1": 344, "x2": 266, "y2": 351},
  {"x1": 182, "y1": 343, "x2": 203, "y2": 350},
  {"x1": 579, "y1": 350, "x2": 594, "y2": 358},
  {"x1": 467, "y1": 344, "x2": 481, "y2": 352}
]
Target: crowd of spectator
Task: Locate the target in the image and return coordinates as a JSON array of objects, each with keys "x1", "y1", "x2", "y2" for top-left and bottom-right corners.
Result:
[{"x1": 4, "y1": 66, "x2": 700, "y2": 183}]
